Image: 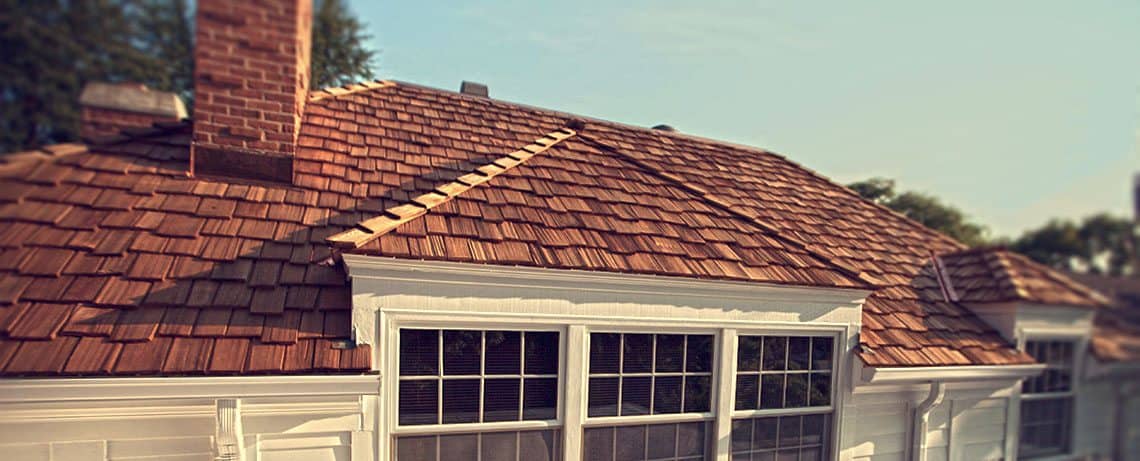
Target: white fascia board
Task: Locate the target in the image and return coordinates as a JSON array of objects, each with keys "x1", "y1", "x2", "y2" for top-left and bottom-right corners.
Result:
[
  {"x1": 859, "y1": 363, "x2": 1046, "y2": 385},
  {"x1": 0, "y1": 374, "x2": 380, "y2": 404},
  {"x1": 341, "y1": 255, "x2": 873, "y2": 305}
]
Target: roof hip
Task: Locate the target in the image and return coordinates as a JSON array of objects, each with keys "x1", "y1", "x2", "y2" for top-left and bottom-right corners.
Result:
[{"x1": 574, "y1": 133, "x2": 878, "y2": 290}]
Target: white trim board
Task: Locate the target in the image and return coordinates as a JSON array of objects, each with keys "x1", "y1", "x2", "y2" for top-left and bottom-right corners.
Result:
[
  {"x1": 0, "y1": 375, "x2": 380, "y2": 403},
  {"x1": 858, "y1": 363, "x2": 1045, "y2": 386}
]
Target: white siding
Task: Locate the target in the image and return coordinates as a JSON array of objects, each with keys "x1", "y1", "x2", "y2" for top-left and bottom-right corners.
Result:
[
  {"x1": 844, "y1": 391, "x2": 915, "y2": 461},
  {"x1": 948, "y1": 397, "x2": 1006, "y2": 461},
  {"x1": 0, "y1": 395, "x2": 369, "y2": 461}
]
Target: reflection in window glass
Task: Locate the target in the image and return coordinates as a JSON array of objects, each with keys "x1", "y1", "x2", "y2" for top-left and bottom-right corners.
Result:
[
  {"x1": 398, "y1": 329, "x2": 560, "y2": 426},
  {"x1": 584, "y1": 422, "x2": 710, "y2": 461},
  {"x1": 396, "y1": 429, "x2": 561, "y2": 461},
  {"x1": 1019, "y1": 340, "x2": 1075, "y2": 459},
  {"x1": 731, "y1": 414, "x2": 829, "y2": 461},
  {"x1": 736, "y1": 336, "x2": 834, "y2": 411},
  {"x1": 587, "y1": 333, "x2": 714, "y2": 417}
]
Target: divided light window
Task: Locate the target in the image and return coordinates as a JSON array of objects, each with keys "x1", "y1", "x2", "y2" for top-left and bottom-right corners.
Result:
[
  {"x1": 585, "y1": 333, "x2": 715, "y2": 461},
  {"x1": 396, "y1": 329, "x2": 562, "y2": 461},
  {"x1": 1019, "y1": 340, "x2": 1074, "y2": 459},
  {"x1": 731, "y1": 335, "x2": 834, "y2": 461}
]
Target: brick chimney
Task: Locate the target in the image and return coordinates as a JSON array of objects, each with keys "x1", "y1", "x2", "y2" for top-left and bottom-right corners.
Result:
[{"x1": 191, "y1": 0, "x2": 313, "y2": 183}]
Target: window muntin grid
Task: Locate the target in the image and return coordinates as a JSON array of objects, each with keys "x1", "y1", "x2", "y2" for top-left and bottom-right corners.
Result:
[
  {"x1": 730, "y1": 414, "x2": 830, "y2": 461},
  {"x1": 1019, "y1": 340, "x2": 1075, "y2": 459},
  {"x1": 396, "y1": 428, "x2": 562, "y2": 461},
  {"x1": 398, "y1": 329, "x2": 560, "y2": 426},
  {"x1": 735, "y1": 336, "x2": 833, "y2": 411},
  {"x1": 587, "y1": 333, "x2": 714, "y2": 418},
  {"x1": 583, "y1": 421, "x2": 711, "y2": 461}
]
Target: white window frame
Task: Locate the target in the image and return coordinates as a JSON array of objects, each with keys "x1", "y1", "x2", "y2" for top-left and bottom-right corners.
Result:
[
  {"x1": 1012, "y1": 330, "x2": 1085, "y2": 461},
  {"x1": 727, "y1": 328, "x2": 841, "y2": 461},
  {"x1": 380, "y1": 312, "x2": 850, "y2": 461}
]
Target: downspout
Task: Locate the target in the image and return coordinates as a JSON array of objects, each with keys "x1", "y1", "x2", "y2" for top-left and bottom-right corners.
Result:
[
  {"x1": 215, "y1": 398, "x2": 245, "y2": 461},
  {"x1": 913, "y1": 381, "x2": 946, "y2": 461}
]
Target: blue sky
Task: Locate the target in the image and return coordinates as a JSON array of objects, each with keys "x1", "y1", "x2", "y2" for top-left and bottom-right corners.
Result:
[{"x1": 349, "y1": 0, "x2": 1139, "y2": 237}]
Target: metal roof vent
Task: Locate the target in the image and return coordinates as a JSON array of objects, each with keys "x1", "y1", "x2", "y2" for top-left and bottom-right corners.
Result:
[
  {"x1": 460, "y1": 81, "x2": 489, "y2": 97},
  {"x1": 652, "y1": 124, "x2": 677, "y2": 132}
]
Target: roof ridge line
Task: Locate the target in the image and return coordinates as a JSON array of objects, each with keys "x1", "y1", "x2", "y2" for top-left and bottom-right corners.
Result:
[
  {"x1": 308, "y1": 79, "x2": 397, "y2": 102},
  {"x1": 1002, "y1": 251, "x2": 1111, "y2": 306},
  {"x1": 575, "y1": 134, "x2": 879, "y2": 289},
  {"x1": 326, "y1": 127, "x2": 578, "y2": 249}
]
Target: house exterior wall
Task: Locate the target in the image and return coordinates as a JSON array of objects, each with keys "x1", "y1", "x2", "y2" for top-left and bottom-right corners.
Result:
[
  {"x1": 0, "y1": 377, "x2": 377, "y2": 461},
  {"x1": 842, "y1": 383, "x2": 1014, "y2": 461}
]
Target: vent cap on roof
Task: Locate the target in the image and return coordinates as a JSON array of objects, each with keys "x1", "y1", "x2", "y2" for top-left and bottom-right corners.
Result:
[
  {"x1": 652, "y1": 124, "x2": 677, "y2": 132},
  {"x1": 460, "y1": 81, "x2": 489, "y2": 97}
]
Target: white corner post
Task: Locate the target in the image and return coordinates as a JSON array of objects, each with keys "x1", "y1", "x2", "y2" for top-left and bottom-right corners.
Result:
[
  {"x1": 215, "y1": 398, "x2": 245, "y2": 461},
  {"x1": 563, "y1": 325, "x2": 587, "y2": 461},
  {"x1": 713, "y1": 329, "x2": 738, "y2": 461},
  {"x1": 912, "y1": 382, "x2": 945, "y2": 461}
]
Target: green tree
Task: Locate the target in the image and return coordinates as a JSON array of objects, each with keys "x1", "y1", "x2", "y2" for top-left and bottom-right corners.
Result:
[
  {"x1": 1011, "y1": 214, "x2": 1137, "y2": 276},
  {"x1": 311, "y1": 0, "x2": 377, "y2": 89},
  {"x1": 847, "y1": 177, "x2": 990, "y2": 246},
  {"x1": 0, "y1": 0, "x2": 377, "y2": 154}
]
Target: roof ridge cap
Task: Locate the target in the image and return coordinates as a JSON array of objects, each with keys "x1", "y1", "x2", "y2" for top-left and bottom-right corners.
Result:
[
  {"x1": 576, "y1": 134, "x2": 878, "y2": 290},
  {"x1": 326, "y1": 127, "x2": 578, "y2": 249},
  {"x1": 308, "y1": 79, "x2": 397, "y2": 102}
]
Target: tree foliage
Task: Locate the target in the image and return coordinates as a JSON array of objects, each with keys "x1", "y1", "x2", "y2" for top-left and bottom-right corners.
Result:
[
  {"x1": 849, "y1": 177, "x2": 1138, "y2": 276},
  {"x1": 847, "y1": 177, "x2": 989, "y2": 247},
  {"x1": 311, "y1": 0, "x2": 377, "y2": 89},
  {"x1": 0, "y1": 0, "x2": 376, "y2": 154}
]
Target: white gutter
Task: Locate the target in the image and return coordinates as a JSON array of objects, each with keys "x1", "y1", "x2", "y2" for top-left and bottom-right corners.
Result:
[
  {"x1": 860, "y1": 364, "x2": 1045, "y2": 385},
  {"x1": 0, "y1": 375, "x2": 380, "y2": 403},
  {"x1": 912, "y1": 382, "x2": 945, "y2": 461}
]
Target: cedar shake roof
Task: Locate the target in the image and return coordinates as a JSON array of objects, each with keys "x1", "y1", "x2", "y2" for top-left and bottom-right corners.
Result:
[
  {"x1": 1069, "y1": 273, "x2": 1140, "y2": 363},
  {"x1": 938, "y1": 247, "x2": 1109, "y2": 308},
  {"x1": 1, "y1": 79, "x2": 1115, "y2": 375}
]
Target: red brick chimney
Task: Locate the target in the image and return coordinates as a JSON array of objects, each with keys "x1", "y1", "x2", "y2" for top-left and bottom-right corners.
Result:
[{"x1": 191, "y1": 0, "x2": 313, "y2": 183}]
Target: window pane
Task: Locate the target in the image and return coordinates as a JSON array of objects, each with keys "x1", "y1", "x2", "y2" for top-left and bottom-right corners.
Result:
[
  {"x1": 736, "y1": 375, "x2": 759, "y2": 410},
  {"x1": 647, "y1": 423, "x2": 678, "y2": 459},
  {"x1": 779, "y1": 416, "x2": 802, "y2": 447},
  {"x1": 591, "y1": 333, "x2": 621, "y2": 374},
  {"x1": 442, "y1": 330, "x2": 481, "y2": 375},
  {"x1": 589, "y1": 377, "x2": 620, "y2": 417},
  {"x1": 801, "y1": 446, "x2": 823, "y2": 461},
  {"x1": 622, "y1": 376, "x2": 652, "y2": 416},
  {"x1": 523, "y1": 377, "x2": 558, "y2": 420},
  {"x1": 485, "y1": 330, "x2": 520, "y2": 375},
  {"x1": 802, "y1": 414, "x2": 826, "y2": 445},
  {"x1": 811, "y1": 337, "x2": 833, "y2": 371},
  {"x1": 753, "y1": 417, "x2": 778, "y2": 449},
  {"x1": 762, "y1": 337, "x2": 787, "y2": 371},
  {"x1": 615, "y1": 425, "x2": 647, "y2": 461},
  {"x1": 656, "y1": 334, "x2": 685, "y2": 372},
  {"x1": 683, "y1": 375, "x2": 711, "y2": 413},
  {"x1": 439, "y1": 433, "x2": 478, "y2": 461},
  {"x1": 732, "y1": 419, "x2": 752, "y2": 452},
  {"x1": 519, "y1": 430, "x2": 559, "y2": 461},
  {"x1": 785, "y1": 374, "x2": 808, "y2": 408},
  {"x1": 396, "y1": 435, "x2": 437, "y2": 461},
  {"x1": 623, "y1": 334, "x2": 654, "y2": 373},
  {"x1": 584, "y1": 427, "x2": 615, "y2": 461},
  {"x1": 738, "y1": 336, "x2": 762, "y2": 371},
  {"x1": 399, "y1": 380, "x2": 438, "y2": 425},
  {"x1": 654, "y1": 375, "x2": 684, "y2": 414},
  {"x1": 776, "y1": 449, "x2": 797, "y2": 461},
  {"x1": 677, "y1": 422, "x2": 708, "y2": 457},
  {"x1": 525, "y1": 331, "x2": 560, "y2": 375},
  {"x1": 760, "y1": 374, "x2": 785, "y2": 409},
  {"x1": 400, "y1": 329, "x2": 439, "y2": 376},
  {"x1": 441, "y1": 379, "x2": 479, "y2": 424},
  {"x1": 787, "y1": 337, "x2": 810, "y2": 370},
  {"x1": 481, "y1": 431, "x2": 517, "y2": 461},
  {"x1": 686, "y1": 335, "x2": 713, "y2": 372},
  {"x1": 483, "y1": 378, "x2": 520, "y2": 422},
  {"x1": 809, "y1": 372, "x2": 831, "y2": 407}
]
